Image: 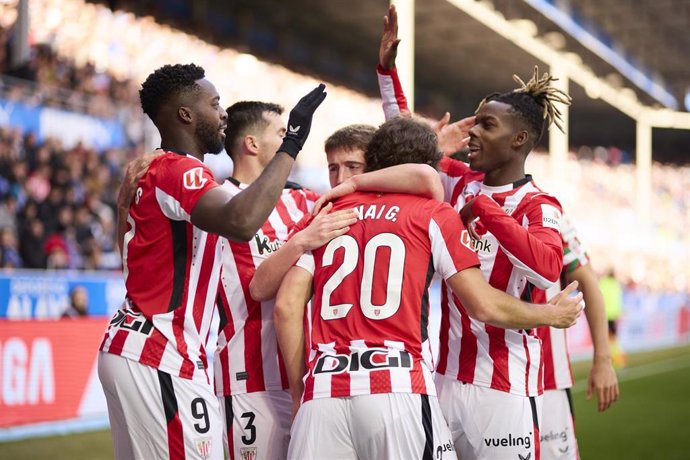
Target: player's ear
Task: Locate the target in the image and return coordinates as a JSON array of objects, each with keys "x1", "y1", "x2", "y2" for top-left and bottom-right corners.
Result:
[
  {"x1": 512, "y1": 129, "x2": 529, "y2": 150},
  {"x1": 178, "y1": 106, "x2": 193, "y2": 124},
  {"x1": 243, "y1": 135, "x2": 259, "y2": 156}
]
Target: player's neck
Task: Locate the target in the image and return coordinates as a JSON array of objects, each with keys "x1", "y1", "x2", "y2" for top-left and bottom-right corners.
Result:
[
  {"x1": 483, "y1": 164, "x2": 526, "y2": 187},
  {"x1": 231, "y1": 156, "x2": 264, "y2": 185},
  {"x1": 160, "y1": 134, "x2": 204, "y2": 161}
]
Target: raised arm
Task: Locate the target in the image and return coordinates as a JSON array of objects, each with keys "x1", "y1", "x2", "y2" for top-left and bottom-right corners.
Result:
[
  {"x1": 312, "y1": 164, "x2": 443, "y2": 215},
  {"x1": 249, "y1": 204, "x2": 357, "y2": 301},
  {"x1": 448, "y1": 267, "x2": 582, "y2": 329},
  {"x1": 566, "y1": 264, "x2": 619, "y2": 411},
  {"x1": 274, "y1": 266, "x2": 313, "y2": 419},
  {"x1": 192, "y1": 84, "x2": 327, "y2": 241}
]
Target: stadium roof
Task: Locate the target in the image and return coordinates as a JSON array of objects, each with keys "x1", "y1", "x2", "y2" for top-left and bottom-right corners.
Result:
[{"x1": 99, "y1": 0, "x2": 690, "y2": 163}]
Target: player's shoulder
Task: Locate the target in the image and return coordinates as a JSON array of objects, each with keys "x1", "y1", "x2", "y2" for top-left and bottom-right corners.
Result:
[
  {"x1": 284, "y1": 180, "x2": 320, "y2": 200},
  {"x1": 151, "y1": 151, "x2": 216, "y2": 188},
  {"x1": 520, "y1": 181, "x2": 563, "y2": 210}
]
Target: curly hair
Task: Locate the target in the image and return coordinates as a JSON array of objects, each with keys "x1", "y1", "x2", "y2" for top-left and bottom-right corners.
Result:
[
  {"x1": 325, "y1": 124, "x2": 376, "y2": 154},
  {"x1": 476, "y1": 66, "x2": 572, "y2": 145},
  {"x1": 139, "y1": 63, "x2": 206, "y2": 120},
  {"x1": 224, "y1": 101, "x2": 283, "y2": 155},
  {"x1": 365, "y1": 118, "x2": 441, "y2": 172}
]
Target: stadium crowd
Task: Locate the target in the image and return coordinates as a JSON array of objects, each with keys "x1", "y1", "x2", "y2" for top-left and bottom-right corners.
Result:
[{"x1": 0, "y1": 0, "x2": 688, "y2": 295}]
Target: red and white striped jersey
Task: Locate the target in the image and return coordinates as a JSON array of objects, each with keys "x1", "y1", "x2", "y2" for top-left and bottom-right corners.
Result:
[
  {"x1": 101, "y1": 151, "x2": 222, "y2": 384},
  {"x1": 539, "y1": 213, "x2": 590, "y2": 390},
  {"x1": 436, "y1": 157, "x2": 564, "y2": 397},
  {"x1": 295, "y1": 192, "x2": 479, "y2": 402},
  {"x1": 214, "y1": 179, "x2": 318, "y2": 396}
]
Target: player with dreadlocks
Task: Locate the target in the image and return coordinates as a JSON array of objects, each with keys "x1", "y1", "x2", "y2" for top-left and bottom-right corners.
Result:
[
  {"x1": 427, "y1": 67, "x2": 572, "y2": 460},
  {"x1": 98, "y1": 63, "x2": 326, "y2": 460}
]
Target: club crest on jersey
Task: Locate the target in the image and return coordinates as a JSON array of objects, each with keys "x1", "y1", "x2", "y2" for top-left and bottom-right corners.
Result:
[
  {"x1": 195, "y1": 437, "x2": 211, "y2": 459},
  {"x1": 240, "y1": 447, "x2": 257, "y2": 460},
  {"x1": 184, "y1": 167, "x2": 208, "y2": 190}
]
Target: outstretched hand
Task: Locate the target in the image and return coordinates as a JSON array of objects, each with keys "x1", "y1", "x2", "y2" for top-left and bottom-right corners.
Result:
[
  {"x1": 379, "y1": 4, "x2": 401, "y2": 70},
  {"x1": 436, "y1": 113, "x2": 475, "y2": 156},
  {"x1": 279, "y1": 84, "x2": 328, "y2": 158},
  {"x1": 547, "y1": 281, "x2": 584, "y2": 328}
]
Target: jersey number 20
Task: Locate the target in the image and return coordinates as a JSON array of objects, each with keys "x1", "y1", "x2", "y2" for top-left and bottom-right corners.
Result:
[{"x1": 320, "y1": 233, "x2": 405, "y2": 321}]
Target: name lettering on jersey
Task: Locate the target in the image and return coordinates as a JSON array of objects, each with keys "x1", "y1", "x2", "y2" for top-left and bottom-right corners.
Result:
[
  {"x1": 109, "y1": 308, "x2": 154, "y2": 336},
  {"x1": 313, "y1": 349, "x2": 412, "y2": 374},
  {"x1": 254, "y1": 231, "x2": 282, "y2": 255},
  {"x1": 483, "y1": 432, "x2": 532, "y2": 449},
  {"x1": 541, "y1": 204, "x2": 562, "y2": 230},
  {"x1": 183, "y1": 167, "x2": 208, "y2": 190},
  {"x1": 353, "y1": 204, "x2": 399, "y2": 222},
  {"x1": 461, "y1": 230, "x2": 492, "y2": 253}
]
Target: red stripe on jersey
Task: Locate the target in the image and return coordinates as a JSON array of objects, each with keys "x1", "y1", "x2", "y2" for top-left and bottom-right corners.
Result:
[
  {"x1": 538, "y1": 343, "x2": 544, "y2": 394},
  {"x1": 231, "y1": 244, "x2": 266, "y2": 392},
  {"x1": 330, "y1": 345, "x2": 352, "y2": 398},
  {"x1": 458, "y1": 297, "x2": 478, "y2": 382},
  {"x1": 436, "y1": 283, "x2": 451, "y2": 375},
  {"x1": 141, "y1": 328, "x2": 167, "y2": 369},
  {"x1": 302, "y1": 365, "x2": 315, "y2": 402},
  {"x1": 410, "y1": 358, "x2": 427, "y2": 394},
  {"x1": 274, "y1": 198, "x2": 296, "y2": 230},
  {"x1": 370, "y1": 369, "x2": 392, "y2": 394},
  {"x1": 541, "y1": 329, "x2": 556, "y2": 390},
  {"x1": 107, "y1": 329, "x2": 128, "y2": 356},
  {"x1": 192, "y1": 234, "x2": 218, "y2": 333},
  {"x1": 486, "y1": 324, "x2": 510, "y2": 393},
  {"x1": 167, "y1": 412, "x2": 185, "y2": 460}
]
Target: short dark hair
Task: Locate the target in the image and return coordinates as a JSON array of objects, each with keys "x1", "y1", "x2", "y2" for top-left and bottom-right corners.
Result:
[
  {"x1": 477, "y1": 66, "x2": 571, "y2": 147},
  {"x1": 139, "y1": 63, "x2": 206, "y2": 120},
  {"x1": 325, "y1": 124, "x2": 376, "y2": 154},
  {"x1": 224, "y1": 101, "x2": 283, "y2": 156},
  {"x1": 365, "y1": 118, "x2": 441, "y2": 172}
]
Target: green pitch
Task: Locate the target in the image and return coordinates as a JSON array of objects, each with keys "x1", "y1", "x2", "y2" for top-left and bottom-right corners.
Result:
[{"x1": 2, "y1": 344, "x2": 688, "y2": 460}]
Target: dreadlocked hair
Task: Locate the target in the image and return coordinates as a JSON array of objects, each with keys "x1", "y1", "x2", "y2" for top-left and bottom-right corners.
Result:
[
  {"x1": 139, "y1": 63, "x2": 206, "y2": 120},
  {"x1": 476, "y1": 66, "x2": 572, "y2": 144}
]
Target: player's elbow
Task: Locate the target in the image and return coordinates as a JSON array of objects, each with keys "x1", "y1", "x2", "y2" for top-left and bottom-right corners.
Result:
[
  {"x1": 463, "y1": 297, "x2": 495, "y2": 324},
  {"x1": 223, "y1": 216, "x2": 257, "y2": 242},
  {"x1": 249, "y1": 277, "x2": 270, "y2": 302},
  {"x1": 273, "y1": 298, "x2": 298, "y2": 324}
]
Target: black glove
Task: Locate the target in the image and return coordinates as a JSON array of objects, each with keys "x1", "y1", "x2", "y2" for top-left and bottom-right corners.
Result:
[{"x1": 279, "y1": 83, "x2": 327, "y2": 158}]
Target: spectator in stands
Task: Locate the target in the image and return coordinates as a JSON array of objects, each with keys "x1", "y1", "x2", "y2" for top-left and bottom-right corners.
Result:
[
  {"x1": 600, "y1": 268, "x2": 627, "y2": 368},
  {"x1": 0, "y1": 227, "x2": 21, "y2": 268},
  {"x1": 62, "y1": 285, "x2": 89, "y2": 317}
]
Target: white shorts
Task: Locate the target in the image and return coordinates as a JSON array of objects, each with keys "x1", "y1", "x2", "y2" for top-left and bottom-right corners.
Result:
[
  {"x1": 541, "y1": 389, "x2": 578, "y2": 460},
  {"x1": 288, "y1": 392, "x2": 457, "y2": 460},
  {"x1": 435, "y1": 374, "x2": 542, "y2": 460},
  {"x1": 98, "y1": 352, "x2": 224, "y2": 460},
  {"x1": 219, "y1": 390, "x2": 291, "y2": 460}
]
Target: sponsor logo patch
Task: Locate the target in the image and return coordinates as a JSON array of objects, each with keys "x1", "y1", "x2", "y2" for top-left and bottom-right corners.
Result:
[
  {"x1": 184, "y1": 167, "x2": 208, "y2": 190},
  {"x1": 540, "y1": 204, "x2": 561, "y2": 230}
]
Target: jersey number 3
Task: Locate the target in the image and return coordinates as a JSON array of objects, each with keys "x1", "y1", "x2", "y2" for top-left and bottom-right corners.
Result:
[{"x1": 320, "y1": 233, "x2": 405, "y2": 321}]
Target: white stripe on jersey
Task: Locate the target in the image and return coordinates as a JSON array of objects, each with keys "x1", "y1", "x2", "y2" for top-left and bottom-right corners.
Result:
[
  {"x1": 350, "y1": 340, "x2": 371, "y2": 395},
  {"x1": 155, "y1": 187, "x2": 191, "y2": 221},
  {"x1": 429, "y1": 218, "x2": 459, "y2": 280}
]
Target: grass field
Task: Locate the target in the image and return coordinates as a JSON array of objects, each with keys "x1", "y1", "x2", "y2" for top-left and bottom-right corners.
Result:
[{"x1": 2, "y1": 344, "x2": 689, "y2": 460}]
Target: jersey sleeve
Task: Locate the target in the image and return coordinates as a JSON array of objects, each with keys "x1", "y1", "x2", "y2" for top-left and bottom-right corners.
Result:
[
  {"x1": 377, "y1": 65, "x2": 409, "y2": 121},
  {"x1": 438, "y1": 157, "x2": 472, "y2": 204},
  {"x1": 428, "y1": 203, "x2": 480, "y2": 280},
  {"x1": 472, "y1": 193, "x2": 564, "y2": 288},
  {"x1": 155, "y1": 157, "x2": 219, "y2": 222},
  {"x1": 295, "y1": 252, "x2": 315, "y2": 275},
  {"x1": 560, "y1": 213, "x2": 590, "y2": 273}
]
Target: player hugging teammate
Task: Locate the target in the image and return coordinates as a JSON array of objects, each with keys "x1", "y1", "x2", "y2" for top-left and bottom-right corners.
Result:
[{"x1": 103, "y1": 5, "x2": 616, "y2": 460}]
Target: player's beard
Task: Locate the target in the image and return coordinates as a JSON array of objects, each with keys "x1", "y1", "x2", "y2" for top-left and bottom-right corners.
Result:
[{"x1": 196, "y1": 117, "x2": 224, "y2": 154}]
